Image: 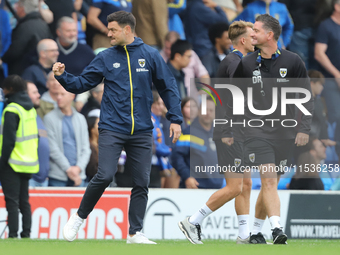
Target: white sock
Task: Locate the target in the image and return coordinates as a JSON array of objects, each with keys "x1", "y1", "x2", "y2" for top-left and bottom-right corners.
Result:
[
  {"x1": 237, "y1": 214, "x2": 250, "y2": 239},
  {"x1": 252, "y1": 218, "x2": 265, "y2": 235},
  {"x1": 269, "y1": 216, "x2": 282, "y2": 229},
  {"x1": 189, "y1": 204, "x2": 213, "y2": 225}
]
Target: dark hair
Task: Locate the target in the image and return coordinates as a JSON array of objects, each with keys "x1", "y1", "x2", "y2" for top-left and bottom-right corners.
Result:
[
  {"x1": 255, "y1": 14, "x2": 282, "y2": 41},
  {"x1": 170, "y1": 40, "x2": 192, "y2": 60},
  {"x1": 107, "y1": 11, "x2": 136, "y2": 32},
  {"x1": 208, "y1": 22, "x2": 229, "y2": 45},
  {"x1": 87, "y1": 116, "x2": 98, "y2": 140},
  {"x1": 2, "y1": 75, "x2": 27, "y2": 93},
  {"x1": 308, "y1": 70, "x2": 325, "y2": 84},
  {"x1": 181, "y1": 97, "x2": 197, "y2": 110},
  {"x1": 304, "y1": 136, "x2": 318, "y2": 152},
  {"x1": 315, "y1": 0, "x2": 339, "y2": 25}
]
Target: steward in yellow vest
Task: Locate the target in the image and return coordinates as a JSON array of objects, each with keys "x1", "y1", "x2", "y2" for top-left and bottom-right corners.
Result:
[{"x1": 0, "y1": 75, "x2": 38, "y2": 238}]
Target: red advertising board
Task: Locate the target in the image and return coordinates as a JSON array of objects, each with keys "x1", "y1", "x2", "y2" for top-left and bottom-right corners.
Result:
[{"x1": 0, "y1": 188, "x2": 131, "y2": 239}]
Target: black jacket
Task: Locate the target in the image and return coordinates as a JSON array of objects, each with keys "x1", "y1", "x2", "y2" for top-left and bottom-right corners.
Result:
[
  {"x1": 0, "y1": 91, "x2": 34, "y2": 169},
  {"x1": 232, "y1": 49, "x2": 314, "y2": 140},
  {"x1": 213, "y1": 51, "x2": 243, "y2": 141},
  {"x1": 80, "y1": 95, "x2": 101, "y2": 117},
  {"x1": 201, "y1": 47, "x2": 230, "y2": 78},
  {"x1": 2, "y1": 12, "x2": 52, "y2": 75}
]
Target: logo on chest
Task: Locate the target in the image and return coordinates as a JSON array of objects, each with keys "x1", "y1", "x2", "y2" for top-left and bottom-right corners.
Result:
[
  {"x1": 280, "y1": 68, "x2": 287, "y2": 78},
  {"x1": 138, "y1": 59, "x2": 146, "y2": 68},
  {"x1": 136, "y1": 59, "x2": 149, "y2": 72},
  {"x1": 113, "y1": 63, "x2": 120, "y2": 68}
]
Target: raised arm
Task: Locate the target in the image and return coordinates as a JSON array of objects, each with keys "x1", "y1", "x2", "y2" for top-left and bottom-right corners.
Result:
[{"x1": 53, "y1": 55, "x2": 105, "y2": 94}]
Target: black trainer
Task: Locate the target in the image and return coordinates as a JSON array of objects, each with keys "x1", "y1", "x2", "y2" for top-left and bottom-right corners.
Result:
[
  {"x1": 272, "y1": 227, "x2": 288, "y2": 244},
  {"x1": 249, "y1": 232, "x2": 267, "y2": 244}
]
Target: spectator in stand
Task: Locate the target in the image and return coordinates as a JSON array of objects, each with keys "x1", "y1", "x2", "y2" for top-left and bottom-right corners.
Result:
[
  {"x1": 132, "y1": 0, "x2": 168, "y2": 50},
  {"x1": 160, "y1": 31, "x2": 209, "y2": 103},
  {"x1": 2, "y1": 0, "x2": 52, "y2": 75},
  {"x1": 80, "y1": 83, "x2": 104, "y2": 117},
  {"x1": 56, "y1": 16, "x2": 95, "y2": 76},
  {"x1": 44, "y1": 85, "x2": 91, "y2": 187},
  {"x1": 172, "y1": 98, "x2": 223, "y2": 189},
  {"x1": 182, "y1": 0, "x2": 229, "y2": 58},
  {"x1": 151, "y1": 91, "x2": 180, "y2": 188},
  {"x1": 44, "y1": 0, "x2": 77, "y2": 38},
  {"x1": 290, "y1": 136, "x2": 330, "y2": 190},
  {"x1": 22, "y1": 39, "x2": 59, "y2": 95},
  {"x1": 167, "y1": 40, "x2": 192, "y2": 99},
  {"x1": 201, "y1": 22, "x2": 231, "y2": 78},
  {"x1": 278, "y1": 0, "x2": 317, "y2": 69},
  {"x1": 5, "y1": 0, "x2": 53, "y2": 29},
  {"x1": 36, "y1": 71, "x2": 63, "y2": 119},
  {"x1": 289, "y1": 151, "x2": 324, "y2": 190},
  {"x1": 181, "y1": 97, "x2": 198, "y2": 130},
  {"x1": 309, "y1": 70, "x2": 337, "y2": 147},
  {"x1": 0, "y1": 75, "x2": 39, "y2": 238},
  {"x1": 85, "y1": 109, "x2": 100, "y2": 183},
  {"x1": 168, "y1": 0, "x2": 186, "y2": 39},
  {"x1": 0, "y1": 0, "x2": 12, "y2": 82},
  {"x1": 88, "y1": 0, "x2": 132, "y2": 49},
  {"x1": 314, "y1": 0, "x2": 340, "y2": 124},
  {"x1": 234, "y1": 0, "x2": 294, "y2": 49},
  {"x1": 27, "y1": 81, "x2": 50, "y2": 187}
]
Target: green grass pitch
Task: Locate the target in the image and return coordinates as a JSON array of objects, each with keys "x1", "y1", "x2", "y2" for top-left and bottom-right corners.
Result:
[{"x1": 1, "y1": 239, "x2": 339, "y2": 255}]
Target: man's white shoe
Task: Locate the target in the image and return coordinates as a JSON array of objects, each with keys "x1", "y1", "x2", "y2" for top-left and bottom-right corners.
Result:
[
  {"x1": 126, "y1": 232, "x2": 157, "y2": 244},
  {"x1": 63, "y1": 213, "x2": 84, "y2": 242},
  {"x1": 178, "y1": 217, "x2": 203, "y2": 244},
  {"x1": 236, "y1": 235, "x2": 250, "y2": 244}
]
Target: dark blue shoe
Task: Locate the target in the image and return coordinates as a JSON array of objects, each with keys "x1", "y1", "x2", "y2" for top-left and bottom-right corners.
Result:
[
  {"x1": 272, "y1": 228, "x2": 288, "y2": 244},
  {"x1": 249, "y1": 232, "x2": 266, "y2": 244}
]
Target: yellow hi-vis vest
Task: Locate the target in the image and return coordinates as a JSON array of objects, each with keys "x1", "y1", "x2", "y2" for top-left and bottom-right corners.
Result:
[{"x1": 0, "y1": 102, "x2": 39, "y2": 174}]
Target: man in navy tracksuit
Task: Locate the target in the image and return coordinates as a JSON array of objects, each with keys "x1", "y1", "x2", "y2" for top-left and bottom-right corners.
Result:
[{"x1": 53, "y1": 11, "x2": 182, "y2": 244}]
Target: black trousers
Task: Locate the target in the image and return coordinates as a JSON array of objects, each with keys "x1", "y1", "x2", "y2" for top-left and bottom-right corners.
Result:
[
  {"x1": 77, "y1": 129, "x2": 152, "y2": 235},
  {"x1": 0, "y1": 164, "x2": 31, "y2": 238}
]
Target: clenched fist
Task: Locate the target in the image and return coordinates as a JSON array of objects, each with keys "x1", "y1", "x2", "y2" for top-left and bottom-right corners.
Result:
[{"x1": 53, "y1": 62, "x2": 65, "y2": 76}]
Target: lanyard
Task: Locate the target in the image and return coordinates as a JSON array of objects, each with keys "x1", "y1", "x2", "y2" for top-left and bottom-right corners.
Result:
[
  {"x1": 256, "y1": 48, "x2": 281, "y2": 63},
  {"x1": 254, "y1": 48, "x2": 281, "y2": 96},
  {"x1": 232, "y1": 49, "x2": 244, "y2": 58}
]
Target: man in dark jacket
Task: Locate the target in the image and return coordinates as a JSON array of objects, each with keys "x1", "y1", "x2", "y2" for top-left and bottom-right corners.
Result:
[
  {"x1": 167, "y1": 40, "x2": 192, "y2": 99},
  {"x1": 2, "y1": 0, "x2": 52, "y2": 75},
  {"x1": 0, "y1": 75, "x2": 39, "y2": 238},
  {"x1": 183, "y1": 0, "x2": 229, "y2": 58},
  {"x1": 201, "y1": 22, "x2": 231, "y2": 78},
  {"x1": 232, "y1": 14, "x2": 313, "y2": 244},
  {"x1": 53, "y1": 11, "x2": 182, "y2": 244},
  {"x1": 22, "y1": 39, "x2": 59, "y2": 95}
]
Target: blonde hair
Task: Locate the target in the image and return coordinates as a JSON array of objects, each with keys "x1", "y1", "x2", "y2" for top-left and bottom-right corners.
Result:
[{"x1": 228, "y1": 21, "x2": 253, "y2": 45}]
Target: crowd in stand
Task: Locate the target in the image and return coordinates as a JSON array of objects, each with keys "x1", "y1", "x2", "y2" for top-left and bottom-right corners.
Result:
[{"x1": 1, "y1": 0, "x2": 340, "y2": 191}]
